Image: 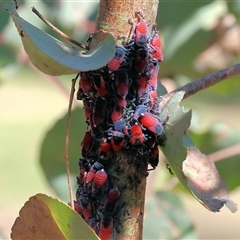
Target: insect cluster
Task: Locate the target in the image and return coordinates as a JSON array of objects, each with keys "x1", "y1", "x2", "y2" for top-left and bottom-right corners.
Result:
[{"x1": 75, "y1": 12, "x2": 165, "y2": 239}]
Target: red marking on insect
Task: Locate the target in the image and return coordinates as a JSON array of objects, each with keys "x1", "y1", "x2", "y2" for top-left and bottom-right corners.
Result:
[
  {"x1": 110, "y1": 131, "x2": 125, "y2": 151},
  {"x1": 98, "y1": 139, "x2": 112, "y2": 160},
  {"x1": 148, "y1": 65, "x2": 159, "y2": 90},
  {"x1": 80, "y1": 72, "x2": 92, "y2": 94},
  {"x1": 130, "y1": 123, "x2": 144, "y2": 145},
  {"x1": 139, "y1": 112, "x2": 163, "y2": 136},
  {"x1": 83, "y1": 98, "x2": 92, "y2": 120},
  {"x1": 135, "y1": 20, "x2": 148, "y2": 47},
  {"x1": 92, "y1": 74, "x2": 108, "y2": 99},
  {"x1": 107, "y1": 46, "x2": 126, "y2": 72},
  {"x1": 85, "y1": 170, "x2": 95, "y2": 184},
  {"x1": 135, "y1": 47, "x2": 149, "y2": 74},
  {"x1": 150, "y1": 32, "x2": 164, "y2": 62},
  {"x1": 74, "y1": 200, "x2": 83, "y2": 214},
  {"x1": 116, "y1": 96, "x2": 127, "y2": 108},
  {"x1": 93, "y1": 169, "x2": 108, "y2": 186},
  {"x1": 107, "y1": 188, "x2": 121, "y2": 203},
  {"x1": 98, "y1": 217, "x2": 113, "y2": 240},
  {"x1": 111, "y1": 105, "x2": 122, "y2": 122},
  {"x1": 93, "y1": 97, "x2": 107, "y2": 127},
  {"x1": 137, "y1": 76, "x2": 149, "y2": 98},
  {"x1": 82, "y1": 203, "x2": 92, "y2": 222},
  {"x1": 81, "y1": 131, "x2": 94, "y2": 158},
  {"x1": 115, "y1": 69, "x2": 129, "y2": 98}
]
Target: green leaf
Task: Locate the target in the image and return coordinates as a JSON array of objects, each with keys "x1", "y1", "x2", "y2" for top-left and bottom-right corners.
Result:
[
  {"x1": 11, "y1": 193, "x2": 99, "y2": 240},
  {"x1": 39, "y1": 107, "x2": 85, "y2": 201},
  {"x1": 2, "y1": 1, "x2": 116, "y2": 75},
  {"x1": 160, "y1": 92, "x2": 238, "y2": 213},
  {"x1": 144, "y1": 191, "x2": 197, "y2": 239}
]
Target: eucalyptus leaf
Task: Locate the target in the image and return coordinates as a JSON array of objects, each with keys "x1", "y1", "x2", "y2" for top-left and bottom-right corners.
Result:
[
  {"x1": 160, "y1": 92, "x2": 237, "y2": 213},
  {"x1": 11, "y1": 194, "x2": 99, "y2": 240},
  {"x1": 2, "y1": 1, "x2": 115, "y2": 75}
]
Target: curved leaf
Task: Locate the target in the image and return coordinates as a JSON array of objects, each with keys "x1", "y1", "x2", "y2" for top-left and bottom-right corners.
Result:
[
  {"x1": 160, "y1": 92, "x2": 237, "y2": 213},
  {"x1": 2, "y1": 1, "x2": 115, "y2": 75},
  {"x1": 11, "y1": 193, "x2": 99, "y2": 240}
]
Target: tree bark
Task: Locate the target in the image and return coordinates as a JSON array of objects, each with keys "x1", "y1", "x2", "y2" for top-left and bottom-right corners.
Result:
[{"x1": 93, "y1": 1, "x2": 159, "y2": 239}]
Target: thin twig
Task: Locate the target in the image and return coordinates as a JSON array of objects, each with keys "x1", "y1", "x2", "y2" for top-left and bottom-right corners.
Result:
[
  {"x1": 162, "y1": 63, "x2": 240, "y2": 103},
  {"x1": 208, "y1": 143, "x2": 240, "y2": 163},
  {"x1": 31, "y1": 7, "x2": 88, "y2": 50},
  {"x1": 65, "y1": 73, "x2": 79, "y2": 209}
]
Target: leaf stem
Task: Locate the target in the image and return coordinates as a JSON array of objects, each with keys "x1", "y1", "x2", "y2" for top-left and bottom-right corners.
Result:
[
  {"x1": 31, "y1": 7, "x2": 88, "y2": 49},
  {"x1": 65, "y1": 73, "x2": 79, "y2": 209}
]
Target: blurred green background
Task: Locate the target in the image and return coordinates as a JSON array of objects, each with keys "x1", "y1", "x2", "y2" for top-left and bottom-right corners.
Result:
[{"x1": 1, "y1": 0, "x2": 240, "y2": 239}]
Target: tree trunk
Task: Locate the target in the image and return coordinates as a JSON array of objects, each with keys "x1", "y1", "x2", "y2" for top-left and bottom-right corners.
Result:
[{"x1": 77, "y1": 1, "x2": 160, "y2": 239}]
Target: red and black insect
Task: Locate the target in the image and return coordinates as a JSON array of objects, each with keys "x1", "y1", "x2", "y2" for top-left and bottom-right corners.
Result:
[
  {"x1": 135, "y1": 19, "x2": 148, "y2": 47},
  {"x1": 93, "y1": 96, "x2": 107, "y2": 127},
  {"x1": 115, "y1": 69, "x2": 130, "y2": 98},
  {"x1": 130, "y1": 123, "x2": 145, "y2": 146},
  {"x1": 107, "y1": 46, "x2": 126, "y2": 72},
  {"x1": 81, "y1": 131, "x2": 94, "y2": 158},
  {"x1": 92, "y1": 73, "x2": 108, "y2": 99},
  {"x1": 79, "y1": 72, "x2": 92, "y2": 95},
  {"x1": 92, "y1": 169, "x2": 108, "y2": 193},
  {"x1": 135, "y1": 47, "x2": 149, "y2": 74},
  {"x1": 98, "y1": 216, "x2": 114, "y2": 240},
  {"x1": 148, "y1": 64, "x2": 159, "y2": 90},
  {"x1": 139, "y1": 112, "x2": 163, "y2": 136},
  {"x1": 111, "y1": 104, "x2": 123, "y2": 123},
  {"x1": 104, "y1": 188, "x2": 121, "y2": 206},
  {"x1": 83, "y1": 97, "x2": 92, "y2": 120},
  {"x1": 137, "y1": 75, "x2": 149, "y2": 99},
  {"x1": 98, "y1": 139, "x2": 112, "y2": 161},
  {"x1": 150, "y1": 31, "x2": 164, "y2": 62}
]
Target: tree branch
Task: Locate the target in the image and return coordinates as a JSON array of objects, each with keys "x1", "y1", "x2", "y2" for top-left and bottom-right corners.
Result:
[{"x1": 161, "y1": 63, "x2": 240, "y2": 105}]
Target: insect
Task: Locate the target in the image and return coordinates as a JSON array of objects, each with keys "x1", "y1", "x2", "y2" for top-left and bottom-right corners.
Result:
[
  {"x1": 148, "y1": 64, "x2": 159, "y2": 90},
  {"x1": 135, "y1": 19, "x2": 148, "y2": 47},
  {"x1": 107, "y1": 46, "x2": 126, "y2": 72},
  {"x1": 81, "y1": 131, "x2": 94, "y2": 158},
  {"x1": 115, "y1": 69, "x2": 130, "y2": 98},
  {"x1": 130, "y1": 123, "x2": 145, "y2": 146},
  {"x1": 93, "y1": 97, "x2": 107, "y2": 127},
  {"x1": 91, "y1": 73, "x2": 108, "y2": 99},
  {"x1": 137, "y1": 75, "x2": 149, "y2": 99},
  {"x1": 166, "y1": 163, "x2": 174, "y2": 175},
  {"x1": 98, "y1": 216, "x2": 114, "y2": 240},
  {"x1": 139, "y1": 112, "x2": 163, "y2": 136},
  {"x1": 135, "y1": 47, "x2": 149, "y2": 74},
  {"x1": 150, "y1": 31, "x2": 164, "y2": 62},
  {"x1": 83, "y1": 97, "x2": 92, "y2": 120},
  {"x1": 98, "y1": 139, "x2": 112, "y2": 161},
  {"x1": 79, "y1": 72, "x2": 92, "y2": 95},
  {"x1": 111, "y1": 104, "x2": 123, "y2": 123}
]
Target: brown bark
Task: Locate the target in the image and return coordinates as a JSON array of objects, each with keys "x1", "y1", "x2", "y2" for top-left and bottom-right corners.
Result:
[{"x1": 94, "y1": 0, "x2": 159, "y2": 239}]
